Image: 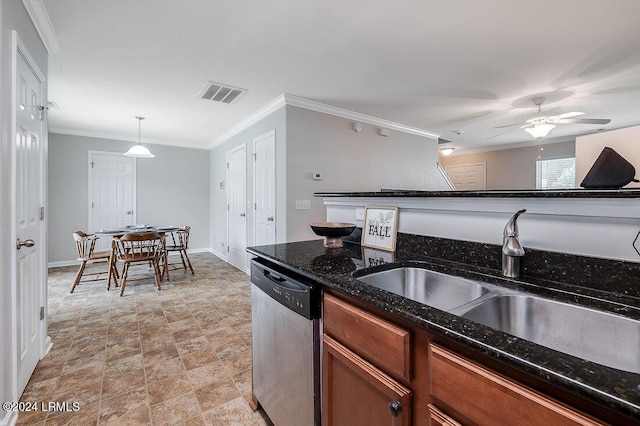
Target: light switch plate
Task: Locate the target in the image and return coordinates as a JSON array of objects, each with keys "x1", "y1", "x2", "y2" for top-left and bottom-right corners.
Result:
[
  {"x1": 355, "y1": 207, "x2": 365, "y2": 220},
  {"x1": 295, "y1": 200, "x2": 311, "y2": 210}
]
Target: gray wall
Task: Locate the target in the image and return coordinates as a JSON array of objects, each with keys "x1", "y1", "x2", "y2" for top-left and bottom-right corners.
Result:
[
  {"x1": 440, "y1": 141, "x2": 576, "y2": 190},
  {"x1": 0, "y1": 0, "x2": 49, "y2": 419},
  {"x1": 48, "y1": 133, "x2": 210, "y2": 263},
  {"x1": 286, "y1": 105, "x2": 448, "y2": 242},
  {"x1": 209, "y1": 104, "x2": 449, "y2": 255},
  {"x1": 210, "y1": 107, "x2": 287, "y2": 256}
]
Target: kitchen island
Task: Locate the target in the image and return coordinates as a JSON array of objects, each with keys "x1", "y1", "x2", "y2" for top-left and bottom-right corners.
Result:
[{"x1": 247, "y1": 236, "x2": 640, "y2": 425}]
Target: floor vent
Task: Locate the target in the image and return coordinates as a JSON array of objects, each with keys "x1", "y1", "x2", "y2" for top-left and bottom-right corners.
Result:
[{"x1": 197, "y1": 81, "x2": 247, "y2": 104}]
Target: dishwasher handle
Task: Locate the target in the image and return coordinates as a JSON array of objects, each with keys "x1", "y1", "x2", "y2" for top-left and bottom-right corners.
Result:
[{"x1": 263, "y1": 269, "x2": 308, "y2": 292}]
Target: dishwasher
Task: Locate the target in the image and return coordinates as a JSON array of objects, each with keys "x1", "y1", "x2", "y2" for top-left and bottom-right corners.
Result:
[{"x1": 250, "y1": 258, "x2": 321, "y2": 426}]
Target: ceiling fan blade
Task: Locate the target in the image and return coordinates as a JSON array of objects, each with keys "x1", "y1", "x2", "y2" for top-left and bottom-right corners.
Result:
[
  {"x1": 487, "y1": 126, "x2": 527, "y2": 139},
  {"x1": 493, "y1": 122, "x2": 524, "y2": 129},
  {"x1": 547, "y1": 111, "x2": 585, "y2": 121},
  {"x1": 557, "y1": 118, "x2": 611, "y2": 125}
]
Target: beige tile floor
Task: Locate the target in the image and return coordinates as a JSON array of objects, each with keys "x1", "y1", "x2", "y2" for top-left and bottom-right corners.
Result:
[{"x1": 18, "y1": 253, "x2": 272, "y2": 425}]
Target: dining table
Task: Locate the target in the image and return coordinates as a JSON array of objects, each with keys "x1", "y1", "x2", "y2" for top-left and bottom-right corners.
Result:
[{"x1": 95, "y1": 225, "x2": 179, "y2": 289}]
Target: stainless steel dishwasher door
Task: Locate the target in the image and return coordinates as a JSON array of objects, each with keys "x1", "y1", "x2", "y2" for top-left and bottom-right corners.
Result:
[{"x1": 251, "y1": 282, "x2": 320, "y2": 426}]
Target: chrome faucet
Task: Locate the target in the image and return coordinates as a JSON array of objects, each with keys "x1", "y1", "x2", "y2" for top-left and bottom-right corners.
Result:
[{"x1": 502, "y1": 209, "x2": 526, "y2": 278}]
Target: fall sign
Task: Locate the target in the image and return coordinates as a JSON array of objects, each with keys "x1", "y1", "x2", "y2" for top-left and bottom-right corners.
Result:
[{"x1": 361, "y1": 207, "x2": 398, "y2": 251}]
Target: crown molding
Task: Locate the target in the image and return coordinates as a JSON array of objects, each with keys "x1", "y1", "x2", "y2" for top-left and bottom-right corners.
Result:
[
  {"x1": 210, "y1": 95, "x2": 287, "y2": 148},
  {"x1": 22, "y1": 0, "x2": 62, "y2": 54},
  {"x1": 283, "y1": 94, "x2": 440, "y2": 140},
  {"x1": 209, "y1": 93, "x2": 440, "y2": 148}
]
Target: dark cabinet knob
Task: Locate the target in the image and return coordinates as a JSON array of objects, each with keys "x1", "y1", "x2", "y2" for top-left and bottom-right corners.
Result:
[{"x1": 388, "y1": 401, "x2": 402, "y2": 417}]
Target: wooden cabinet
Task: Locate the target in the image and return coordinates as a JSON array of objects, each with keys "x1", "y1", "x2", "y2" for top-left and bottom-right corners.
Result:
[
  {"x1": 428, "y1": 344, "x2": 603, "y2": 426},
  {"x1": 322, "y1": 292, "x2": 615, "y2": 426},
  {"x1": 323, "y1": 293, "x2": 411, "y2": 382},
  {"x1": 427, "y1": 404, "x2": 461, "y2": 426},
  {"x1": 323, "y1": 293, "x2": 412, "y2": 426},
  {"x1": 323, "y1": 335, "x2": 411, "y2": 426}
]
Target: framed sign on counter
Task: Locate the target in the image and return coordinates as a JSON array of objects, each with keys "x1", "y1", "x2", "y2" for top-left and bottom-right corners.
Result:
[{"x1": 361, "y1": 206, "x2": 398, "y2": 251}]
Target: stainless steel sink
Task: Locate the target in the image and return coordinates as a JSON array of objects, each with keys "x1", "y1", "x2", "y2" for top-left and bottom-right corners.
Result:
[
  {"x1": 461, "y1": 294, "x2": 640, "y2": 374},
  {"x1": 356, "y1": 267, "x2": 490, "y2": 311}
]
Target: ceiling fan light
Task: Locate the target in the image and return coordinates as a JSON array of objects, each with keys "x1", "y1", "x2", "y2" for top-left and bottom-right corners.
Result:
[
  {"x1": 525, "y1": 123, "x2": 556, "y2": 139},
  {"x1": 124, "y1": 143, "x2": 155, "y2": 158}
]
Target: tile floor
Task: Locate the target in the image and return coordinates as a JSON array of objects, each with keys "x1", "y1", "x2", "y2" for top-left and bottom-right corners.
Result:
[{"x1": 17, "y1": 253, "x2": 272, "y2": 425}]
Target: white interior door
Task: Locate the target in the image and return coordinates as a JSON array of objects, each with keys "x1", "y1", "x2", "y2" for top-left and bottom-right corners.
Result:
[
  {"x1": 227, "y1": 145, "x2": 247, "y2": 271},
  {"x1": 253, "y1": 130, "x2": 276, "y2": 246},
  {"x1": 89, "y1": 152, "x2": 136, "y2": 250},
  {"x1": 445, "y1": 163, "x2": 487, "y2": 190},
  {"x1": 15, "y1": 42, "x2": 45, "y2": 396}
]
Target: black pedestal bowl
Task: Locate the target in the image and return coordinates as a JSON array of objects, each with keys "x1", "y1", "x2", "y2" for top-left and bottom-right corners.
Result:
[{"x1": 310, "y1": 222, "x2": 356, "y2": 248}]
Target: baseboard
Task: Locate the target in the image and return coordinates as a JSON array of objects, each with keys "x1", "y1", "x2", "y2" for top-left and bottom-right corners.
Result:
[{"x1": 208, "y1": 248, "x2": 227, "y2": 261}]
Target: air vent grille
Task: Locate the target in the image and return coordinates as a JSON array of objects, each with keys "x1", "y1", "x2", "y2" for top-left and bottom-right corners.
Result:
[{"x1": 198, "y1": 81, "x2": 247, "y2": 104}]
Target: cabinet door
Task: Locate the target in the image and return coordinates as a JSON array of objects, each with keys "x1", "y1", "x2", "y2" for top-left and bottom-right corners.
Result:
[{"x1": 323, "y1": 335, "x2": 412, "y2": 426}]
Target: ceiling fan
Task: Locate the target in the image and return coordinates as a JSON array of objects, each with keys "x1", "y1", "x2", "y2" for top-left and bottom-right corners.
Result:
[{"x1": 489, "y1": 97, "x2": 611, "y2": 140}]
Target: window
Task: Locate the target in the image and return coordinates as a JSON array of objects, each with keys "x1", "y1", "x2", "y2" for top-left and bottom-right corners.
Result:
[{"x1": 536, "y1": 157, "x2": 575, "y2": 189}]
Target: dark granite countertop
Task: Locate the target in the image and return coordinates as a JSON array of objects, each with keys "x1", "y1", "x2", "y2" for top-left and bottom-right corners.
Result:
[
  {"x1": 314, "y1": 189, "x2": 640, "y2": 198},
  {"x1": 246, "y1": 239, "x2": 640, "y2": 422}
]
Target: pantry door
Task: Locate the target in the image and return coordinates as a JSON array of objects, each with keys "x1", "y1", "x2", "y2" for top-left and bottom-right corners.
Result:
[
  {"x1": 253, "y1": 130, "x2": 276, "y2": 247},
  {"x1": 227, "y1": 144, "x2": 248, "y2": 271}
]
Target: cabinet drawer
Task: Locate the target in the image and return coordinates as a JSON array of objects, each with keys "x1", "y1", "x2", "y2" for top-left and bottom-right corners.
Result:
[
  {"x1": 428, "y1": 344, "x2": 603, "y2": 426},
  {"x1": 323, "y1": 293, "x2": 411, "y2": 382}
]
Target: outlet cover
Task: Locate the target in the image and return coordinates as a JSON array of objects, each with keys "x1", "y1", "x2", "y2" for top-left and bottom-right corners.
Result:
[
  {"x1": 355, "y1": 207, "x2": 365, "y2": 220},
  {"x1": 295, "y1": 200, "x2": 311, "y2": 210}
]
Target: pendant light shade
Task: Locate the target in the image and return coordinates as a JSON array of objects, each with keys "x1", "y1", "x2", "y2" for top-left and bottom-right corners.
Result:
[{"x1": 124, "y1": 116, "x2": 155, "y2": 158}]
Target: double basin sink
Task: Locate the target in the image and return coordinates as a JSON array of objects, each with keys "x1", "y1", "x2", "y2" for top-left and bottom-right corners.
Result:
[{"x1": 356, "y1": 266, "x2": 640, "y2": 374}]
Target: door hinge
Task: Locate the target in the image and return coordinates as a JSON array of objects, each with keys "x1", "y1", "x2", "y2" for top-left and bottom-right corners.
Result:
[
  {"x1": 91, "y1": 202, "x2": 94, "y2": 208},
  {"x1": 227, "y1": 246, "x2": 229, "y2": 252},
  {"x1": 40, "y1": 206, "x2": 45, "y2": 221},
  {"x1": 252, "y1": 153, "x2": 257, "y2": 161},
  {"x1": 40, "y1": 306, "x2": 45, "y2": 320},
  {"x1": 226, "y1": 162, "x2": 230, "y2": 169},
  {"x1": 37, "y1": 105, "x2": 45, "y2": 121}
]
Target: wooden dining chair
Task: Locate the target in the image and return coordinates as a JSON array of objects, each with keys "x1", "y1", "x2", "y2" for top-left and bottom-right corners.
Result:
[
  {"x1": 165, "y1": 226, "x2": 194, "y2": 274},
  {"x1": 114, "y1": 232, "x2": 164, "y2": 296},
  {"x1": 70, "y1": 231, "x2": 118, "y2": 293}
]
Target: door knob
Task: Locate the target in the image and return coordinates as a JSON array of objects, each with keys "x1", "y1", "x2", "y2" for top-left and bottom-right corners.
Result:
[
  {"x1": 16, "y1": 239, "x2": 36, "y2": 250},
  {"x1": 127, "y1": 211, "x2": 133, "y2": 215},
  {"x1": 240, "y1": 213, "x2": 246, "y2": 217},
  {"x1": 267, "y1": 216, "x2": 274, "y2": 222}
]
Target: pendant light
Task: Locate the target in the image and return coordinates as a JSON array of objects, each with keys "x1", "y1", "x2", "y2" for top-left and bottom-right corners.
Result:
[{"x1": 124, "y1": 116, "x2": 155, "y2": 158}]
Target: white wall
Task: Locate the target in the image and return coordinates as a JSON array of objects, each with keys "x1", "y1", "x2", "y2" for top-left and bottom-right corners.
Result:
[
  {"x1": 0, "y1": 2, "x2": 49, "y2": 423},
  {"x1": 576, "y1": 125, "x2": 640, "y2": 188},
  {"x1": 48, "y1": 133, "x2": 211, "y2": 263},
  {"x1": 285, "y1": 105, "x2": 448, "y2": 242}
]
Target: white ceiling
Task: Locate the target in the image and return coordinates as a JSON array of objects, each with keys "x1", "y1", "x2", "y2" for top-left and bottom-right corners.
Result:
[{"x1": 43, "y1": 0, "x2": 640, "y2": 152}]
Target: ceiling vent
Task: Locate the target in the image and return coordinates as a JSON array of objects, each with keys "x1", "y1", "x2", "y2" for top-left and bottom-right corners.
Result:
[{"x1": 197, "y1": 81, "x2": 247, "y2": 104}]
